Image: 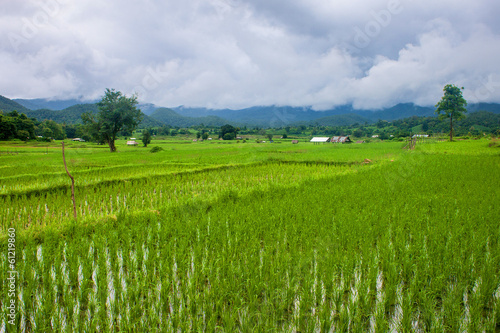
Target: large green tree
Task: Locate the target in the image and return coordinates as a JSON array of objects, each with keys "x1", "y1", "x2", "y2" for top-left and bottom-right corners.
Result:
[
  {"x1": 141, "y1": 129, "x2": 152, "y2": 147},
  {"x1": 82, "y1": 89, "x2": 143, "y2": 152},
  {"x1": 220, "y1": 124, "x2": 239, "y2": 140},
  {"x1": 435, "y1": 84, "x2": 467, "y2": 141}
]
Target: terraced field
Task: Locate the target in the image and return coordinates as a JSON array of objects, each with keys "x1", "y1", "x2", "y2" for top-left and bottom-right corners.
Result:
[{"x1": 1, "y1": 139, "x2": 499, "y2": 332}]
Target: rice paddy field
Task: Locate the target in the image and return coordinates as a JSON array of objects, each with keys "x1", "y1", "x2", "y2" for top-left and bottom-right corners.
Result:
[{"x1": 0, "y1": 138, "x2": 499, "y2": 332}]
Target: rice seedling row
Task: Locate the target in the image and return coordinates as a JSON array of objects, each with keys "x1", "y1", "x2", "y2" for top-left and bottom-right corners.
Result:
[{"x1": 0, "y1": 161, "x2": 360, "y2": 232}]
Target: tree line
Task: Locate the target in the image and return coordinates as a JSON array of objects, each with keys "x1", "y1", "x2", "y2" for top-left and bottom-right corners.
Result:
[
  {"x1": 2, "y1": 86, "x2": 498, "y2": 144},
  {"x1": 2, "y1": 108, "x2": 498, "y2": 142},
  {"x1": 0, "y1": 110, "x2": 70, "y2": 141}
]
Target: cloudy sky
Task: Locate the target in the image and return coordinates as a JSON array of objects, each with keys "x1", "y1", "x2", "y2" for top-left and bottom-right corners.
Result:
[{"x1": 2, "y1": 0, "x2": 500, "y2": 110}]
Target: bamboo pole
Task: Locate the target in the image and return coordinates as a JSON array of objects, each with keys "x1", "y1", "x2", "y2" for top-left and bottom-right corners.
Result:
[{"x1": 62, "y1": 142, "x2": 77, "y2": 219}]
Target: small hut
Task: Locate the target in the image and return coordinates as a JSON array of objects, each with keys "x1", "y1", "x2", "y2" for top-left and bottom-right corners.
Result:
[{"x1": 330, "y1": 136, "x2": 352, "y2": 144}]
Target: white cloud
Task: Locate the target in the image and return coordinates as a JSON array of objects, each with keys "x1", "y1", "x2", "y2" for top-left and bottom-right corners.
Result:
[
  {"x1": 346, "y1": 20, "x2": 500, "y2": 108},
  {"x1": 1, "y1": 0, "x2": 499, "y2": 109}
]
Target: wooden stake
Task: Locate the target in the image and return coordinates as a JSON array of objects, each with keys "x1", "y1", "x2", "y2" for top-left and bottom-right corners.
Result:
[{"x1": 62, "y1": 142, "x2": 77, "y2": 220}]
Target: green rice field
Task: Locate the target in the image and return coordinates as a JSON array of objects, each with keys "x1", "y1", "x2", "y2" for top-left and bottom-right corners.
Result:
[{"x1": 1, "y1": 138, "x2": 499, "y2": 332}]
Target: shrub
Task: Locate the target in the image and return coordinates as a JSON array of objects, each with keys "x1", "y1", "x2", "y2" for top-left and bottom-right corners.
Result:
[
  {"x1": 150, "y1": 146, "x2": 164, "y2": 153},
  {"x1": 223, "y1": 133, "x2": 235, "y2": 140}
]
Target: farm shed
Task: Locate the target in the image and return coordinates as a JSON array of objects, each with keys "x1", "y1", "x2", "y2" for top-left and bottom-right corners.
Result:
[
  {"x1": 292, "y1": 140, "x2": 299, "y2": 144},
  {"x1": 127, "y1": 141, "x2": 138, "y2": 146},
  {"x1": 310, "y1": 137, "x2": 330, "y2": 144},
  {"x1": 355, "y1": 140, "x2": 365, "y2": 144},
  {"x1": 330, "y1": 136, "x2": 352, "y2": 143}
]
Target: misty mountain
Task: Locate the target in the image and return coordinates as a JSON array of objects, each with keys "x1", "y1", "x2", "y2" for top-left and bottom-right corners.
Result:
[
  {"x1": 302, "y1": 113, "x2": 373, "y2": 127},
  {"x1": 466, "y1": 103, "x2": 500, "y2": 114},
  {"x1": 14, "y1": 97, "x2": 158, "y2": 114},
  {"x1": 354, "y1": 104, "x2": 436, "y2": 121},
  {"x1": 173, "y1": 103, "x2": 500, "y2": 127},
  {"x1": 171, "y1": 104, "x2": 429, "y2": 127},
  {"x1": 3, "y1": 94, "x2": 500, "y2": 128},
  {"x1": 150, "y1": 108, "x2": 230, "y2": 127},
  {"x1": 137, "y1": 103, "x2": 158, "y2": 115},
  {"x1": 0, "y1": 95, "x2": 30, "y2": 113},
  {"x1": 20, "y1": 103, "x2": 162, "y2": 128},
  {"x1": 172, "y1": 105, "x2": 356, "y2": 127},
  {"x1": 23, "y1": 104, "x2": 99, "y2": 124},
  {"x1": 14, "y1": 98, "x2": 97, "y2": 111}
]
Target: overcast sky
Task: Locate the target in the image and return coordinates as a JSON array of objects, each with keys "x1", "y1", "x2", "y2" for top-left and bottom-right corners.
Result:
[{"x1": 2, "y1": 0, "x2": 500, "y2": 109}]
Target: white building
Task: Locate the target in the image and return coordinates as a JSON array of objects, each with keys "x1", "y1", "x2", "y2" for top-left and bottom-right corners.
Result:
[{"x1": 310, "y1": 137, "x2": 330, "y2": 143}]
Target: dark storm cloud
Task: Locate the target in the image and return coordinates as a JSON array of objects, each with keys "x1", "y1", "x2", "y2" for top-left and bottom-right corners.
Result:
[{"x1": 1, "y1": 0, "x2": 499, "y2": 109}]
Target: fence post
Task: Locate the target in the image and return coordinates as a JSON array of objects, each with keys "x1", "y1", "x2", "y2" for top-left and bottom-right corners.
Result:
[{"x1": 62, "y1": 142, "x2": 77, "y2": 220}]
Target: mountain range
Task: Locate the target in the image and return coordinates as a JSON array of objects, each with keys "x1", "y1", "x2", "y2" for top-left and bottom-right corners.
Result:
[{"x1": 2, "y1": 95, "x2": 499, "y2": 128}]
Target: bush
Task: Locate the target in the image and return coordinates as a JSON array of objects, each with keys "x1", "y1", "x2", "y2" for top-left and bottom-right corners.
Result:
[
  {"x1": 223, "y1": 133, "x2": 235, "y2": 140},
  {"x1": 150, "y1": 146, "x2": 164, "y2": 153}
]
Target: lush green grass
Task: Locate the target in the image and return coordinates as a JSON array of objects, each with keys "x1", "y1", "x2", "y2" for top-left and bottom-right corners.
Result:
[{"x1": 0, "y1": 138, "x2": 499, "y2": 331}]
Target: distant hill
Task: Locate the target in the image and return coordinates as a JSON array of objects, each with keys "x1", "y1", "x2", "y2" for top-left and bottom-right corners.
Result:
[
  {"x1": 459, "y1": 110, "x2": 500, "y2": 130},
  {"x1": 137, "y1": 103, "x2": 159, "y2": 115},
  {"x1": 24, "y1": 104, "x2": 98, "y2": 123},
  {"x1": 4, "y1": 94, "x2": 500, "y2": 128},
  {"x1": 172, "y1": 105, "x2": 347, "y2": 127},
  {"x1": 173, "y1": 103, "x2": 500, "y2": 126},
  {"x1": 14, "y1": 97, "x2": 161, "y2": 116},
  {"x1": 355, "y1": 104, "x2": 435, "y2": 121},
  {"x1": 354, "y1": 103, "x2": 500, "y2": 121},
  {"x1": 0, "y1": 95, "x2": 30, "y2": 113},
  {"x1": 150, "y1": 108, "x2": 230, "y2": 127},
  {"x1": 466, "y1": 103, "x2": 500, "y2": 114},
  {"x1": 23, "y1": 103, "x2": 162, "y2": 127},
  {"x1": 14, "y1": 98, "x2": 97, "y2": 111},
  {"x1": 139, "y1": 114, "x2": 165, "y2": 128},
  {"x1": 303, "y1": 113, "x2": 373, "y2": 127},
  {"x1": 172, "y1": 104, "x2": 420, "y2": 127}
]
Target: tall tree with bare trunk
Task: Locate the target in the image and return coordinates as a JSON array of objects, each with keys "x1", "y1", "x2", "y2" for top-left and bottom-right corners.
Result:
[{"x1": 435, "y1": 84, "x2": 467, "y2": 141}]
